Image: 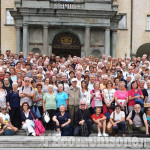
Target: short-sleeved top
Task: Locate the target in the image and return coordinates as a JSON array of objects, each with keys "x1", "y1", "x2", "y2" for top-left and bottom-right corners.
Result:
[
  {"x1": 55, "y1": 112, "x2": 71, "y2": 125},
  {"x1": 110, "y1": 111, "x2": 125, "y2": 122},
  {"x1": 103, "y1": 89, "x2": 116, "y2": 103},
  {"x1": 56, "y1": 92, "x2": 68, "y2": 108},
  {"x1": 43, "y1": 93, "x2": 56, "y2": 110},
  {"x1": 91, "y1": 113, "x2": 104, "y2": 120},
  {"x1": 128, "y1": 89, "x2": 143, "y2": 106},
  {"x1": 0, "y1": 113, "x2": 10, "y2": 125},
  {"x1": 0, "y1": 90, "x2": 7, "y2": 108},
  {"x1": 128, "y1": 111, "x2": 147, "y2": 127},
  {"x1": 115, "y1": 90, "x2": 128, "y2": 105},
  {"x1": 19, "y1": 86, "x2": 34, "y2": 106}
]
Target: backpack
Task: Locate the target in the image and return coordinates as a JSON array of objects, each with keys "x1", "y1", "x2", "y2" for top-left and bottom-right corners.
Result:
[{"x1": 80, "y1": 122, "x2": 90, "y2": 137}]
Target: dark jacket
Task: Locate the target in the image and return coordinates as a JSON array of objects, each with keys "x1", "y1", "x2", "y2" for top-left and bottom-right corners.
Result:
[
  {"x1": 21, "y1": 110, "x2": 38, "y2": 122},
  {"x1": 75, "y1": 109, "x2": 91, "y2": 126}
]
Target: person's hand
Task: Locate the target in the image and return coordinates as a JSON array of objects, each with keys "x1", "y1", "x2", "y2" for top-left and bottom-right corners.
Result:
[
  {"x1": 56, "y1": 120, "x2": 59, "y2": 126},
  {"x1": 22, "y1": 122, "x2": 25, "y2": 125},
  {"x1": 135, "y1": 95, "x2": 140, "y2": 99},
  {"x1": 65, "y1": 107, "x2": 68, "y2": 111},
  {"x1": 98, "y1": 122, "x2": 102, "y2": 127},
  {"x1": 129, "y1": 120, "x2": 133, "y2": 125},
  {"x1": 61, "y1": 124, "x2": 66, "y2": 128},
  {"x1": 79, "y1": 120, "x2": 85, "y2": 125},
  {"x1": 121, "y1": 105, "x2": 124, "y2": 110},
  {"x1": 146, "y1": 131, "x2": 149, "y2": 135},
  {"x1": 8, "y1": 106, "x2": 11, "y2": 110},
  {"x1": 86, "y1": 105, "x2": 89, "y2": 109},
  {"x1": 43, "y1": 109, "x2": 46, "y2": 112},
  {"x1": 107, "y1": 103, "x2": 110, "y2": 107}
]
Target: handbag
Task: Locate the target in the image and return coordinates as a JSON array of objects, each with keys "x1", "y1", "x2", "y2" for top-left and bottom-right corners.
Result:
[
  {"x1": 3, "y1": 127, "x2": 14, "y2": 136},
  {"x1": 80, "y1": 122, "x2": 90, "y2": 137},
  {"x1": 43, "y1": 111, "x2": 50, "y2": 123},
  {"x1": 30, "y1": 111, "x2": 45, "y2": 136},
  {"x1": 134, "y1": 90, "x2": 144, "y2": 106}
]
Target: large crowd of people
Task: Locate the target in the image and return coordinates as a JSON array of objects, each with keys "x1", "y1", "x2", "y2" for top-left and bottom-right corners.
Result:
[{"x1": 0, "y1": 49, "x2": 150, "y2": 137}]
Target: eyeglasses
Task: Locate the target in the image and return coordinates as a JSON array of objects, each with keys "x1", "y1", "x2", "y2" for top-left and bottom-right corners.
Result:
[
  {"x1": 25, "y1": 80, "x2": 29, "y2": 82},
  {"x1": 2, "y1": 108, "x2": 7, "y2": 110},
  {"x1": 116, "y1": 107, "x2": 120, "y2": 110},
  {"x1": 81, "y1": 104, "x2": 86, "y2": 106}
]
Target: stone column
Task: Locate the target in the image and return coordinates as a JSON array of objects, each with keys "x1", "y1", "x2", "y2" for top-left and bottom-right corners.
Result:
[
  {"x1": 43, "y1": 25, "x2": 49, "y2": 55},
  {"x1": 16, "y1": 26, "x2": 21, "y2": 54},
  {"x1": 112, "y1": 30, "x2": 117, "y2": 58},
  {"x1": 104, "y1": 28, "x2": 110, "y2": 58},
  {"x1": 85, "y1": 26, "x2": 91, "y2": 57},
  {"x1": 23, "y1": 24, "x2": 28, "y2": 57}
]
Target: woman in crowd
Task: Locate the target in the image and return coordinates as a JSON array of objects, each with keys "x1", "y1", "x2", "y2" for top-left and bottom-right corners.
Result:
[
  {"x1": 90, "y1": 81, "x2": 103, "y2": 114},
  {"x1": 128, "y1": 81, "x2": 144, "y2": 113},
  {"x1": 80, "y1": 80, "x2": 90, "y2": 109},
  {"x1": 21, "y1": 102, "x2": 38, "y2": 136},
  {"x1": 6, "y1": 82, "x2": 21, "y2": 129},
  {"x1": 43, "y1": 85, "x2": 57, "y2": 130},
  {"x1": 114, "y1": 77, "x2": 120, "y2": 90},
  {"x1": 53, "y1": 105, "x2": 72, "y2": 136},
  {"x1": 43, "y1": 78, "x2": 50, "y2": 94},
  {"x1": 56, "y1": 84, "x2": 68, "y2": 111},
  {"x1": 103, "y1": 80, "x2": 115, "y2": 115},
  {"x1": 139, "y1": 80, "x2": 148, "y2": 103},
  {"x1": 50, "y1": 75, "x2": 58, "y2": 95},
  {"x1": 109, "y1": 105, "x2": 126, "y2": 137},
  {"x1": 37, "y1": 74, "x2": 44, "y2": 85},
  {"x1": 115, "y1": 81, "x2": 128, "y2": 113},
  {"x1": 0, "y1": 80, "x2": 7, "y2": 109},
  {"x1": 33, "y1": 83, "x2": 44, "y2": 120}
]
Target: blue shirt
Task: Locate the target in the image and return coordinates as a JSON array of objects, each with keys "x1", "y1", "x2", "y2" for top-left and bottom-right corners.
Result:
[
  {"x1": 55, "y1": 112, "x2": 70, "y2": 125},
  {"x1": 56, "y1": 92, "x2": 68, "y2": 108}
]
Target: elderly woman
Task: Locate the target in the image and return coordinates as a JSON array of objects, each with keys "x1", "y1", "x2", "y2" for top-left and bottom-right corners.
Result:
[
  {"x1": 33, "y1": 83, "x2": 44, "y2": 120},
  {"x1": 115, "y1": 81, "x2": 128, "y2": 113},
  {"x1": 53, "y1": 105, "x2": 72, "y2": 136},
  {"x1": 109, "y1": 105, "x2": 126, "y2": 137},
  {"x1": 43, "y1": 85, "x2": 57, "y2": 130},
  {"x1": 90, "y1": 81, "x2": 103, "y2": 114},
  {"x1": 42, "y1": 78, "x2": 50, "y2": 94},
  {"x1": 21, "y1": 102, "x2": 38, "y2": 136},
  {"x1": 128, "y1": 81, "x2": 144, "y2": 113},
  {"x1": 103, "y1": 80, "x2": 115, "y2": 115},
  {"x1": 6, "y1": 82, "x2": 21, "y2": 129},
  {"x1": 37, "y1": 74, "x2": 44, "y2": 85},
  {"x1": 56, "y1": 84, "x2": 68, "y2": 111}
]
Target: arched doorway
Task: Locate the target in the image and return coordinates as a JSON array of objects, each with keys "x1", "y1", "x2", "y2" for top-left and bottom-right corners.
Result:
[
  {"x1": 31, "y1": 48, "x2": 41, "y2": 54},
  {"x1": 136, "y1": 43, "x2": 150, "y2": 57},
  {"x1": 52, "y1": 32, "x2": 81, "y2": 58}
]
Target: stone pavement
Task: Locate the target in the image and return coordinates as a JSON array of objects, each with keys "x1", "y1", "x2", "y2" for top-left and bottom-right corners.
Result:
[{"x1": 0, "y1": 130, "x2": 150, "y2": 149}]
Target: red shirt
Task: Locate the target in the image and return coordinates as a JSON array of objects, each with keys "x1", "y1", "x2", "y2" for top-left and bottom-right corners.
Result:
[
  {"x1": 128, "y1": 89, "x2": 143, "y2": 106},
  {"x1": 91, "y1": 113, "x2": 104, "y2": 120}
]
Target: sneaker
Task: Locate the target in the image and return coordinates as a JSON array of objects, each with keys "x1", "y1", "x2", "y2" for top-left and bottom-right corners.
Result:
[
  {"x1": 56, "y1": 132, "x2": 61, "y2": 136},
  {"x1": 98, "y1": 132, "x2": 102, "y2": 137},
  {"x1": 103, "y1": 132, "x2": 109, "y2": 137}
]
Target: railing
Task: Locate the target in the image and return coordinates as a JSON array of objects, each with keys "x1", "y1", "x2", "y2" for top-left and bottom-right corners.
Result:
[{"x1": 50, "y1": 0, "x2": 84, "y2": 10}]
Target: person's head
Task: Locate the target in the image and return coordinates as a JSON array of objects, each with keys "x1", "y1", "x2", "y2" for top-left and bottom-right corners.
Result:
[
  {"x1": 119, "y1": 81, "x2": 126, "y2": 90},
  {"x1": 127, "y1": 75, "x2": 132, "y2": 82},
  {"x1": 4, "y1": 77, "x2": 9, "y2": 85},
  {"x1": 115, "y1": 105, "x2": 121, "y2": 113},
  {"x1": 22, "y1": 102, "x2": 29, "y2": 111},
  {"x1": 106, "y1": 80, "x2": 113, "y2": 88},
  {"x1": 37, "y1": 74, "x2": 43, "y2": 82},
  {"x1": 36, "y1": 83, "x2": 42, "y2": 92},
  {"x1": 31, "y1": 79, "x2": 37, "y2": 88},
  {"x1": 10, "y1": 67, "x2": 15, "y2": 75},
  {"x1": 89, "y1": 74, "x2": 95, "y2": 83},
  {"x1": 102, "y1": 75, "x2": 107, "y2": 84},
  {"x1": 62, "y1": 73, "x2": 67, "y2": 82},
  {"x1": 0, "y1": 69, "x2": 4, "y2": 77},
  {"x1": 147, "y1": 80, "x2": 150, "y2": 89},
  {"x1": 94, "y1": 81, "x2": 100, "y2": 90},
  {"x1": 95, "y1": 107, "x2": 102, "y2": 115},
  {"x1": 131, "y1": 81, "x2": 138, "y2": 89},
  {"x1": 59, "y1": 105, "x2": 65, "y2": 113},
  {"x1": 44, "y1": 78, "x2": 50, "y2": 85},
  {"x1": 80, "y1": 101, "x2": 86, "y2": 110},
  {"x1": 6, "y1": 50, "x2": 11, "y2": 57},
  {"x1": 12, "y1": 82, "x2": 18, "y2": 91},
  {"x1": 48, "y1": 84, "x2": 53, "y2": 93},
  {"x1": 1, "y1": 106, "x2": 7, "y2": 114},
  {"x1": 76, "y1": 71, "x2": 81, "y2": 80},
  {"x1": 58, "y1": 84, "x2": 64, "y2": 93},
  {"x1": 117, "y1": 70, "x2": 123, "y2": 78},
  {"x1": 81, "y1": 80, "x2": 88, "y2": 90},
  {"x1": 146, "y1": 107, "x2": 150, "y2": 115},
  {"x1": 24, "y1": 77, "x2": 30, "y2": 86},
  {"x1": 139, "y1": 80, "x2": 145, "y2": 89},
  {"x1": 69, "y1": 71, "x2": 75, "y2": 78},
  {"x1": 25, "y1": 63, "x2": 31, "y2": 70},
  {"x1": 71, "y1": 78, "x2": 77, "y2": 88},
  {"x1": 134, "y1": 104, "x2": 141, "y2": 113}
]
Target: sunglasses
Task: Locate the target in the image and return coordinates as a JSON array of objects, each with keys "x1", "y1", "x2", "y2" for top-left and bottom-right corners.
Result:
[
  {"x1": 81, "y1": 104, "x2": 86, "y2": 106},
  {"x1": 25, "y1": 80, "x2": 29, "y2": 82}
]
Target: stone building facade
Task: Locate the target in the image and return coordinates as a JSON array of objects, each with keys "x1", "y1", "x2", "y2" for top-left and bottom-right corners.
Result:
[{"x1": 1, "y1": 0, "x2": 150, "y2": 58}]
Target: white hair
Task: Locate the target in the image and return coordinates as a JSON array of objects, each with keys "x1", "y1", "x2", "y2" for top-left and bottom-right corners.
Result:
[
  {"x1": 12, "y1": 82, "x2": 18, "y2": 86},
  {"x1": 48, "y1": 84, "x2": 54, "y2": 90}
]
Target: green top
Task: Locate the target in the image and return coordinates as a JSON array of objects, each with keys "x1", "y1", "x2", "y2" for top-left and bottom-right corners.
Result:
[{"x1": 43, "y1": 93, "x2": 57, "y2": 110}]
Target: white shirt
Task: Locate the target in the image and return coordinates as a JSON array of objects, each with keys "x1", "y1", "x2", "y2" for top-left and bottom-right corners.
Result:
[
  {"x1": 80, "y1": 90, "x2": 91, "y2": 105},
  {"x1": 110, "y1": 111, "x2": 125, "y2": 122},
  {"x1": 0, "y1": 113, "x2": 10, "y2": 125},
  {"x1": 103, "y1": 88, "x2": 115, "y2": 103},
  {"x1": 88, "y1": 82, "x2": 94, "y2": 91}
]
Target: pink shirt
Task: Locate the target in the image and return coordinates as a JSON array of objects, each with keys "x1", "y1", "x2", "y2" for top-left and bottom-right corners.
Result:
[
  {"x1": 115, "y1": 90, "x2": 128, "y2": 101},
  {"x1": 128, "y1": 89, "x2": 143, "y2": 106}
]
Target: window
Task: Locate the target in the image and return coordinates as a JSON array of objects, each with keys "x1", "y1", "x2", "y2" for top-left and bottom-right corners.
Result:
[
  {"x1": 118, "y1": 15, "x2": 127, "y2": 29},
  {"x1": 6, "y1": 10, "x2": 14, "y2": 25},
  {"x1": 147, "y1": 16, "x2": 150, "y2": 30}
]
